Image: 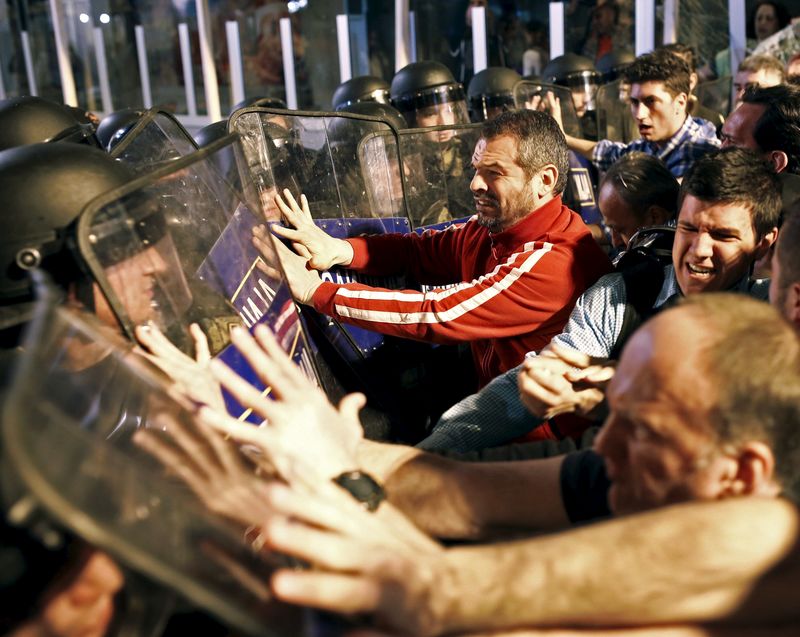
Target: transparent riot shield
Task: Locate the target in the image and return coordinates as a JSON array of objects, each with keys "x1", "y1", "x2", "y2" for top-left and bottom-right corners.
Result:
[
  {"x1": 229, "y1": 108, "x2": 409, "y2": 226},
  {"x1": 596, "y1": 79, "x2": 638, "y2": 143},
  {"x1": 76, "y1": 135, "x2": 320, "y2": 418},
  {"x1": 229, "y1": 110, "x2": 475, "y2": 440},
  {"x1": 388, "y1": 123, "x2": 482, "y2": 229},
  {"x1": 513, "y1": 81, "x2": 584, "y2": 139},
  {"x1": 109, "y1": 109, "x2": 257, "y2": 219},
  {"x1": 109, "y1": 109, "x2": 199, "y2": 170},
  {"x1": 1, "y1": 298, "x2": 303, "y2": 636},
  {"x1": 694, "y1": 76, "x2": 732, "y2": 120}
]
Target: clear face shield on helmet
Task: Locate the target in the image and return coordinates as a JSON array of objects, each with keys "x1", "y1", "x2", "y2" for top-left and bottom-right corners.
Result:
[
  {"x1": 77, "y1": 136, "x2": 289, "y2": 357},
  {"x1": 467, "y1": 92, "x2": 517, "y2": 122},
  {"x1": 392, "y1": 84, "x2": 471, "y2": 138},
  {"x1": 1, "y1": 292, "x2": 305, "y2": 636},
  {"x1": 561, "y1": 70, "x2": 599, "y2": 117}
]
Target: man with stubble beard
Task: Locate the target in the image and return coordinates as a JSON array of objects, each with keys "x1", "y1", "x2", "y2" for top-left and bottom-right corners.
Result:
[{"x1": 267, "y1": 109, "x2": 612, "y2": 392}]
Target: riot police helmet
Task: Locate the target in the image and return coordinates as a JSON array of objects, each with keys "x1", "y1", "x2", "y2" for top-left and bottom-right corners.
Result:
[
  {"x1": 230, "y1": 96, "x2": 287, "y2": 115},
  {"x1": 0, "y1": 96, "x2": 99, "y2": 151},
  {"x1": 194, "y1": 120, "x2": 229, "y2": 148},
  {"x1": 596, "y1": 50, "x2": 635, "y2": 84},
  {"x1": 338, "y1": 101, "x2": 408, "y2": 132},
  {"x1": 0, "y1": 143, "x2": 135, "y2": 323},
  {"x1": 96, "y1": 108, "x2": 147, "y2": 152},
  {"x1": 542, "y1": 53, "x2": 600, "y2": 116},
  {"x1": 467, "y1": 66, "x2": 522, "y2": 122},
  {"x1": 332, "y1": 75, "x2": 391, "y2": 110},
  {"x1": 390, "y1": 61, "x2": 470, "y2": 128}
]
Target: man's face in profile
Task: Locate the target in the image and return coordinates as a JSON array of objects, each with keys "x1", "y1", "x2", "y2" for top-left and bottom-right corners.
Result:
[
  {"x1": 469, "y1": 135, "x2": 541, "y2": 233},
  {"x1": 594, "y1": 312, "x2": 729, "y2": 514},
  {"x1": 93, "y1": 236, "x2": 185, "y2": 330}
]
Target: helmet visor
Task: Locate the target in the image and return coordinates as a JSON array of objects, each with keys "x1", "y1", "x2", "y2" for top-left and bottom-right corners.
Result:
[{"x1": 393, "y1": 84, "x2": 470, "y2": 129}]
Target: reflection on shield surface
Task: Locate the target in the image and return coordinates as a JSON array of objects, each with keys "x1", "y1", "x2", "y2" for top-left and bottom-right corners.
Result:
[
  {"x1": 78, "y1": 135, "x2": 320, "y2": 419},
  {"x1": 1, "y1": 297, "x2": 303, "y2": 636}
]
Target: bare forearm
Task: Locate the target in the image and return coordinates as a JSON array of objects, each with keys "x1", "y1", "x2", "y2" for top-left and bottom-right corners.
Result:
[
  {"x1": 565, "y1": 134, "x2": 597, "y2": 161},
  {"x1": 357, "y1": 440, "x2": 568, "y2": 540},
  {"x1": 434, "y1": 498, "x2": 800, "y2": 634}
]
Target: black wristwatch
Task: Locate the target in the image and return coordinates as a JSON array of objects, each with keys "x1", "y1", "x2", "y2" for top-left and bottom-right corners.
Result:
[{"x1": 333, "y1": 470, "x2": 386, "y2": 512}]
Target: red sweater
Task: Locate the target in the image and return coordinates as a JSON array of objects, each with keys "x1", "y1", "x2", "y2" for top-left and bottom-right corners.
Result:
[{"x1": 312, "y1": 196, "x2": 612, "y2": 387}]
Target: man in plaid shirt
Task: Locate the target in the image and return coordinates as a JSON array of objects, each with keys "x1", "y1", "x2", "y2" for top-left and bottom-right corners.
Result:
[{"x1": 555, "y1": 48, "x2": 720, "y2": 179}]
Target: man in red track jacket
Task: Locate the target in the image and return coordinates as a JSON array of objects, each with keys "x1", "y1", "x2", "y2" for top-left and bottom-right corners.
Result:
[{"x1": 262, "y1": 110, "x2": 612, "y2": 388}]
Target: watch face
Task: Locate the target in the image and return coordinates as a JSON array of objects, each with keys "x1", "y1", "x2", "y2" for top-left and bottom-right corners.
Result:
[{"x1": 334, "y1": 471, "x2": 386, "y2": 511}]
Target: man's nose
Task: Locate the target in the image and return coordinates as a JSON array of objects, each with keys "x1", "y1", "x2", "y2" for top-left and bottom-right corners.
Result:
[
  {"x1": 470, "y1": 171, "x2": 486, "y2": 193},
  {"x1": 691, "y1": 231, "x2": 714, "y2": 258},
  {"x1": 632, "y1": 102, "x2": 648, "y2": 120}
]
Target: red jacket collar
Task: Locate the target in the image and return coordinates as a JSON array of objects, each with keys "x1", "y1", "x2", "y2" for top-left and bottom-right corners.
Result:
[{"x1": 488, "y1": 196, "x2": 569, "y2": 255}]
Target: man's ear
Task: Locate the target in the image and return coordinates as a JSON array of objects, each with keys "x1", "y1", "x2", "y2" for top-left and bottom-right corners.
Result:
[
  {"x1": 673, "y1": 92, "x2": 689, "y2": 112},
  {"x1": 642, "y1": 205, "x2": 673, "y2": 227},
  {"x1": 536, "y1": 164, "x2": 559, "y2": 197},
  {"x1": 723, "y1": 441, "x2": 780, "y2": 497},
  {"x1": 786, "y1": 281, "x2": 800, "y2": 328},
  {"x1": 768, "y1": 150, "x2": 789, "y2": 174},
  {"x1": 754, "y1": 227, "x2": 779, "y2": 262}
]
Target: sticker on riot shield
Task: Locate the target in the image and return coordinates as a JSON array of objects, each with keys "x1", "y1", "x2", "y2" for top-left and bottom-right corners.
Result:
[
  {"x1": 76, "y1": 134, "x2": 321, "y2": 421},
  {"x1": 1, "y1": 299, "x2": 304, "y2": 636}
]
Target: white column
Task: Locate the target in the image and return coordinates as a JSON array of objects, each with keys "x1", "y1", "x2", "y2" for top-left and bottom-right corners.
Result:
[
  {"x1": 226, "y1": 20, "x2": 245, "y2": 108},
  {"x1": 635, "y1": 0, "x2": 655, "y2": 55},
  {"x1": 93, "y1": 26, "x2": 113, "y2": 112},
  {"x1": 336, "y1": 14, "x2": 352, "y2": 83},
  {"x1": 394, "y1": 0, "x2": 411, "y2": 71},
  {"x1": 549, "y1": 3, "x2": 565, "y2": 59},
  {"x1": 134, "y1": 25, "x2": 152, "y2": 108},
  {"x1": 0, "y1": 47, "x2": 5, "y2": 99},
  {"x1": 279, "y1": 17, "x2": 297, "y2": 109},
  {"x1": 48, "y1": 0, "x2": 78, "y2": 106},
  {"x1": 662, "y1": 0, "x2": 678, "y2": 44},
  {"x1": 408, "y1": 10, "x2": 417, "y2": 63},
  {"x1": 20, "y1": 31, "x2": 38, "y2": 96},
  {"x1": 729, "y1": 0, "x2": 747, "y2": 76},
  {"x1": 196, "y1": 0, "x2": 221, "y2": 121},
  {"x1": 178, "y1": 23, "x2": 197, "y2": 117},
  {"x1": 471, "y1": 5, "x2": 488, "y2": 73}
]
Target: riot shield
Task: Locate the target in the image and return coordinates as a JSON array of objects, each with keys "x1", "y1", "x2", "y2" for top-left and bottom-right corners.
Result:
[
  {"x1": 595, "y1": 79, "x2": 638, "y2": 143},
  {"x1": 109, "y1": 108, "x2": 256, "y2": 218},
  {"x1": 229, "y1": 110, "x2": 476, "y2": 441},
  {"x1": 391, "y1": 123, "x2": 481, "y2": 229},
  {"x1": 513, "y1": 81, "x2": 584, "y2": 139},
  {"x1": 229, "y1": 108, "x2": 409, "y2": 225},
  {"x1": 1, "y1": 298, "x2": 303, "y2": 636},
  {"x1": 109, "y1": 109, "x2": 199, "y2": 170},
  {"x1": 694, "y1": 76, "x2": 732, "y2": 119},
  {"x1": 76, "y1": 135, "x2": 319, "y2": 418}
]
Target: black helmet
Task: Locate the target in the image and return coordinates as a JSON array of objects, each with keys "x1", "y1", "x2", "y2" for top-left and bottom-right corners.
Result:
[
  {"x1": 332, "y1": 75, "x2": 391, "y2": 110},
  {"x1": 230, "y1": 96, "x2": 287, "y2": 115},
  {"x1": 338, "y1": 101, "x2": 407, "y2": 132},
  {"x1": 194, "y1": 120, "x2": 229, "y2": 148},
  {"x1": 390, "y1": 61, "x2": 469, "y2": 128},
  {"x1": 467, "y1": 67, "x2": 522, "y2": 122},
  {"x1": 596, "y1": 50, "x2": 635, "y2": 84},
  {"x1": 0, "y1": 96, "x2": 99, "y2": 151},
  {"x1": 542, "y1": 53, "x2": 599, "y2": 116},
  {"x1": 96, "y1": 108, "x2": 147, "y2": 152},
  {"x1": 0, "y1": 143, "x2": 134, "y2": 315}
]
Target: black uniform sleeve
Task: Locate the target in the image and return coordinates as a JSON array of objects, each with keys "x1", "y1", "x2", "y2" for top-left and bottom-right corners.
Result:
[{"x1": 559, "y1": 449, "x2": 612, "y2": 524}]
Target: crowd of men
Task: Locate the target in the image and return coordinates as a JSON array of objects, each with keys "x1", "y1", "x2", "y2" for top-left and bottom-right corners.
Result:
[{"x1": 2, "y1": 30, "x2": 800, "y2": 637}]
